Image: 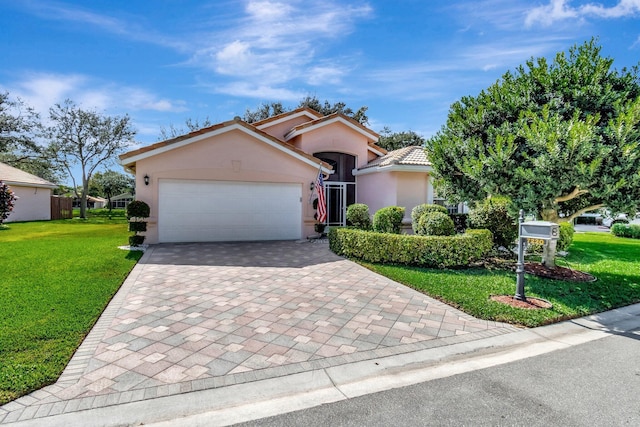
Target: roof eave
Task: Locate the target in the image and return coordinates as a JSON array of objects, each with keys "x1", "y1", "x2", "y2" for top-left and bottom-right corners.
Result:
[{"x1": 353, "y1": 164, "x2": 433, "y2": 176}]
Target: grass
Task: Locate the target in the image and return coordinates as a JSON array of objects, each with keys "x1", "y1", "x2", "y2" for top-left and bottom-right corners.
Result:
[
  {"x1": 363, "y1": 232, "x2": 640, "y2": 328},
  {"x1": 0, "y1": 216, "x2": 142, "y2": 404}
]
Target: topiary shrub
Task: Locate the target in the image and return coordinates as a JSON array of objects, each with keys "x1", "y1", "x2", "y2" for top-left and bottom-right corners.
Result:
[
  {"x1": 557, "y1": 222, "x2": 575, "y2": 251},
  {"x1": 126, "y1": 200, "x2": 150, "y2": 219},
  {"x1": 411, "y1": 203, "x2": 448, "y2": 233},
  {"x1": 328, "y1": 227, "x2": 493, "y2": 268},
  {"x1": 373, "y1": 206, "x2": 405, "y2": 234},
  {"x1": 126, "y1": 200, "x2": 150, "y2": 246},
  {"x1": 468, "y1": 197, "x2": 517, "y2": 248},
  {"x1": 346, "y1": 203, "x2": 371, "y2": 230},
  {"x1": 415, "y1": 211, "x2": 455, "y2": 236}
]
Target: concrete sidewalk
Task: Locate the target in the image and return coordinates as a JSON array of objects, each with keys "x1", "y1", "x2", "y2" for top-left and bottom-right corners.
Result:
[{"x1": 2, "y1": 241, "x2": 638, "y2": 426}]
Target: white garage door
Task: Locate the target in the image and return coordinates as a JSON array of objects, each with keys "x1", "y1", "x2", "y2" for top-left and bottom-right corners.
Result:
[{"x1": 158, "y1": 179, "x2": 302, "y2": 243}]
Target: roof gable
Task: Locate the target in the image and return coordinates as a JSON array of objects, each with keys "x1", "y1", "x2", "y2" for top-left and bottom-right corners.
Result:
[
  {"x1": 284, "y1": 113, "x2": 386, "y2": 156},
  {"x1": 119, "y1": 118, "x2": 331, "y2": 173},
  {"x1": 0, "y1": 162, "x2": 57, "y2": 188}
]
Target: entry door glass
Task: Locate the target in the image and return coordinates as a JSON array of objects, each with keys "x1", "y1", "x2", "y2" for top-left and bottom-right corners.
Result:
[{"x1": 324, "y1": 182, "x2": 355, "y2": 226}]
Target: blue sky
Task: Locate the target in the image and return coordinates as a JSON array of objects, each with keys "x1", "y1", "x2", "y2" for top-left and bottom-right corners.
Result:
[{"x1": 1, "y1": 0, "x2": 640, "y2": 149}]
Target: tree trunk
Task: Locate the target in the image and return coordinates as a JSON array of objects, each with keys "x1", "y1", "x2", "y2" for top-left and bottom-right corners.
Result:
[{"x1": 80, "y1": 176, "x2": 88, "y2": 219}]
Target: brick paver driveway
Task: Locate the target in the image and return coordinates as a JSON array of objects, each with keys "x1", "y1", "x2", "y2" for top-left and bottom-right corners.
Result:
[{"x1": 1, "y1": 241, "x2": 517, "y2": 423}]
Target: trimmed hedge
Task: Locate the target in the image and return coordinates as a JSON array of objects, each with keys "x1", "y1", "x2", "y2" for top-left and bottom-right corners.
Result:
[
  {"x1": 468, "y1": 197, "x2": 517, "y2": 248},
  {"x1": 346, "y1": 203, "x2": 371, "y2": 230},
  {"x1": 415, "y1": 211, "x2": 455, "y2": 236},
  {"x1": 611, "y1": 223, "x2": 640, "y2": 239},
  {"x1": 328, "y1": 227, "x2": 493, "y2": 268},
  {"x1": 373, "y1": 206, "x2": 405, "y2": 234},
  {"x1": 557, "y1": 222, "x2": 575, "y2": 251},
  {"x1": 411, "y1": 203, "x2": 448, "y2": 233}
]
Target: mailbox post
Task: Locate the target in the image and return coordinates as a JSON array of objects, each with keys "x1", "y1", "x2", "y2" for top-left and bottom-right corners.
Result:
[{"x1": 515, "y1": 210, "x2": 560, "y2": 301}]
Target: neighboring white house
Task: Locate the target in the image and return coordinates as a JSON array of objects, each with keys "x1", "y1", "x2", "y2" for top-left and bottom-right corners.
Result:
[
  {"x1": 0, "y1": 162, "x2": 58, "y2": 222},
  {"x1": 109, "y1": 193, "x2": 133, "y2": 209}
]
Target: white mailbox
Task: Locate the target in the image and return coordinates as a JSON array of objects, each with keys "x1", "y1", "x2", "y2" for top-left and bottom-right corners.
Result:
[{"x1": 520, "y1": 221, "x2": 559, "y2": 240}]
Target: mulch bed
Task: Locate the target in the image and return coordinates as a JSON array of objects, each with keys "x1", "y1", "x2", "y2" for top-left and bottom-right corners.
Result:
[
  {"x1": 524, "y1": 262, "x2": 596, "y2": 282},
  {"x1": 490, "y1": 295, "x2": 553, "y2": 310},
  {"x1": 488, "y1": 260, "x2": 596, "y2": 310}
]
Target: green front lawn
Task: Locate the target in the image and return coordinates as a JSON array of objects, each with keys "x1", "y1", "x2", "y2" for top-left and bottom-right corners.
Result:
[
  {"x1": 0, "y1": 218, "x2": 141, "y2": 404},
  {"x1": 364, "y1": 232, "x2": 640, "y2": 328}
]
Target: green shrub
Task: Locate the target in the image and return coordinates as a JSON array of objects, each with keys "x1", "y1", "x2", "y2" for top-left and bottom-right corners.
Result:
[
  {"x1": 557, "y1": 222, "x2": 575, "y2": 251},
  {"x1": 328, "y1": 227, "x2": 493, "y2": 268},
  {"x1": 128, "y1": 221, "x2": 148, "y2": 232},
  {"x1": 126, "y1": 200, "x2": 150, "y2": 219},
  {"x1": 450, "y1": 213, "x2": 469, "y2": 233},
  {"x1": 128, "y1": 235, "x2": 146, "y2": 246},
  {"x1": 346, "y1": 203, "x2": 371, "y2": 230},
  {"x1": 415, "y1": 211, "x2": 455, "y2": 236},
  {"x1": 468, "y1": 197, "x2": 517, "y2": 248},
  {"x1": 411, "y1": 204, "x2": 448, "y2": 233},
  {"x1": 373, "y1": 206, "x2": 405, "y2": 234},
  {"x1": 611, "y1": 223, "x2": 640, "y2": 239}
]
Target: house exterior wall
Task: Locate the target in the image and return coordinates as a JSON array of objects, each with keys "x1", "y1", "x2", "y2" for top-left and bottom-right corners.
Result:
[
  {"x1": 356, "y1": 171, "x2": 433, "y2": 222},
  {"x1": 134, "y1": 129, "x2": 319, "y2": 244},
  {"x1": 396, "y1": 172, "x2": 433, "y2": 219},
  {"x1": 294, "y1": 124, "x2": 372, "y2": 169},
  {"x1": 6, "y1": 185, "x2": 52, "y2": 222},
  {"x1": 356, "y1": 172, "x2": 398, "y2": 217}
]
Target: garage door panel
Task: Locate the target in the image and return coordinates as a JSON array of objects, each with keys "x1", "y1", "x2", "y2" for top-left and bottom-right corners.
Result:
[{"x1": 159, "y1": 180, "x2": 302, "y2": 242}]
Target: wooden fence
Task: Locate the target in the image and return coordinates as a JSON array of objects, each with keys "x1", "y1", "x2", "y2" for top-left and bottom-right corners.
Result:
[{"x1": 51, "y1": 196, "x2": 73, "y2": 220}]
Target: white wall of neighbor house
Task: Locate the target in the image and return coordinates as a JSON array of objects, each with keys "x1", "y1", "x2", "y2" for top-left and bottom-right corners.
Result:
[{"x1": 6, "y1": 185, "x2": 52, "y2": 222}]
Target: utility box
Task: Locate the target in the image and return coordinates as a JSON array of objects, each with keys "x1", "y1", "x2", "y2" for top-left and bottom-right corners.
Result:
[{"x1": 520, "y1": 221, "x2": 559, "y2": 240}]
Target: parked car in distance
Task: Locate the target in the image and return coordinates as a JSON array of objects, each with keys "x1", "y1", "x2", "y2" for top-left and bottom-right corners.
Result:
[{"x1": 603, "y1": 212, "x2": 640, "y2": 228}]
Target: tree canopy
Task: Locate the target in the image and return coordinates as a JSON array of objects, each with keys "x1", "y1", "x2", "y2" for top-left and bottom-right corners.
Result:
[
  {"x1": 242, "y1": 96, "x2": 369, "y2": 125},
  {"x1": 425, "y1": 39, "x2": 640, "y2": 222},
  {"x1": 377, "y1": 127, "x2": 426, "y2": 151},
  {"x1": 48, "y1": 100, "x2": 136, "y2": 218},
  {"x1": 0, "y1": 92, "x2": 61, "y2": 182}
]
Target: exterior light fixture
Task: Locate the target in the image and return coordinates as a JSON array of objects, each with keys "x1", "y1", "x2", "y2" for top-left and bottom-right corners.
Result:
[{"x1": 144, "y1": 174, "x2": 149, "y2": 186}]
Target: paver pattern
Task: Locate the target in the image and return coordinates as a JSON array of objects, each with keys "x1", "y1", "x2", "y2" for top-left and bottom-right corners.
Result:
[{"x1": 0, "y1": 241, "x2": 518, "y2": 424}]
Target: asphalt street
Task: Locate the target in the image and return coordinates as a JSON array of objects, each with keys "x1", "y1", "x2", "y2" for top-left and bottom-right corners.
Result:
[{"x1": 237, "y1": 331, "x2": 640, "y2": 427}]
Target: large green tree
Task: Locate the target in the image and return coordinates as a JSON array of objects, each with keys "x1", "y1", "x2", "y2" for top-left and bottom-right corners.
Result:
[
  {"x1": 91, "y1": 170, "x2": 134, "y2": 212},
  {"x1": 0, "y1": 92, "x2": 61, "y2": 182},
  {"x1": 48, "y1": 100, "x2": 136, "y2": 219},
  {"x1": 426, "y1": 40, "x2": 640, "y2": 224}
]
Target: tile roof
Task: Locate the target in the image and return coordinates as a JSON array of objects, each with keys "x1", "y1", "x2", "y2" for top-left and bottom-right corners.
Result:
[
  {"x1": 0, "y1": 162, "x2": 57, "y2": 188},
  {"x1": 360, "y1": 146, "x2": 431, "y2": 169}
]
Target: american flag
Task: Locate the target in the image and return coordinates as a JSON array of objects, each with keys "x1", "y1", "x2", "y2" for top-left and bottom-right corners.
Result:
[{"x1": 316, "y1": 170, "x2": 327, "y2": 223}]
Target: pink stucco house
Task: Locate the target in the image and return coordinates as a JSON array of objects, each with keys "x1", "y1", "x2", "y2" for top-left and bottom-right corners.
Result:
[{"x1": 119, "y1": 108, "x2": 434, "y2": 244}]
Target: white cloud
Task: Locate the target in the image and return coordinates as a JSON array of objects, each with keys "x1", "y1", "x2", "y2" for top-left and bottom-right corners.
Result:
[
  {"x1": 525, "y1": 0, "x2": 640, "y2": 27},
  {"x1": 6, "y1": 72, "x2": 187, "y2": 116},
  {"x1": 191, "y1": 1, "x2": 373, "y2": 97}
]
